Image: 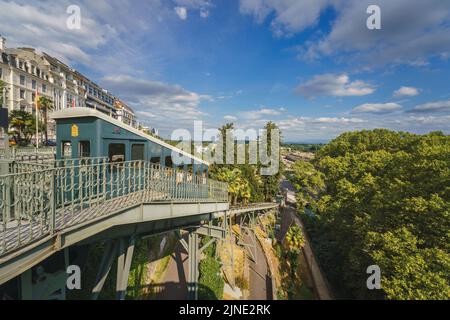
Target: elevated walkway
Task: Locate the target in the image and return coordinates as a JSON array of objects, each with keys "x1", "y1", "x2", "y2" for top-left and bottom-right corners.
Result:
[
  {"x1": 0, "y1": 158, "x2": 278, "y2": 286},
  {"x1": 0, "y1": 159, "x2": 228, "y2": 285}
]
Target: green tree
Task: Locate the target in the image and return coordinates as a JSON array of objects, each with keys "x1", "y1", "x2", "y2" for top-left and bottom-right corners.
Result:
[
  {"x1": 260, "y1": 121, "x2": 282, "y2": 202},
  {"x1": 38, "y1": 96, "x2": 53, "y2": 145},
  {"x1": 366, "y1": 227, "x2": 450, "y2": 300},
  {"x1": 295, "y1": 129, "x2": 450, "y2": 299},
  {"x1": 284, "y1": 224, "x2": 305, "y2": 255},
  {"x1": 289, "y1": 161, "x2": 325, "y2": 211},
  {"x1": 8, "y1": 110, "x2": 35, "y2": 146}
]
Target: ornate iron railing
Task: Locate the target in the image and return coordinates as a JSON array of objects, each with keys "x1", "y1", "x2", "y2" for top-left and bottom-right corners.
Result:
[
  {"x1": 0, "y1": 147, "x2": 56, "y2": 161},
  {"x1": 0, "y1": 160, "x2": 228, "y2": 255}
]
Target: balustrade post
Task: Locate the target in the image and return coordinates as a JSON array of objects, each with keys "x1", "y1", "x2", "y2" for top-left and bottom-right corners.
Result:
[{"x1": 50, "y1": 169, "x2": 56, "y2": 234}]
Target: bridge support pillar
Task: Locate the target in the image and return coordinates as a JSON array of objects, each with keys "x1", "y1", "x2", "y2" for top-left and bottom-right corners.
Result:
[
  {"x1": 20, "y1": 269, "x2": 32, "y2": 300},
  {"x1": 91, "y1": 236, "x2": 136, "y2": 300},
  {"x1": 187, "y1": 231, "x2": 199, "y2": 300},
  {"x1": 91, "y1": 240, "x2": 117, "y2": 300},
  {"x1": 116, "y1": 237, "x2": 135, "y2": 300}
]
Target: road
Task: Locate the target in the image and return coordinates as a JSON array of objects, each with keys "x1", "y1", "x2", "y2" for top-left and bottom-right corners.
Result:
[
  {"x1": 243, "y1": 229, "x2": 272, "y2": 300},
  {"x1": 278, "y1": 178, "x2": 333, "y2": 300}
]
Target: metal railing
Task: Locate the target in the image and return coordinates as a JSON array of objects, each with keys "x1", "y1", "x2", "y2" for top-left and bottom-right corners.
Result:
[
  {"x1": 0, "y1": 160, "x2": 228, "y2": 255},
  {"x1": 0, "y1": 147, "x2": 56, "y2": 161}
]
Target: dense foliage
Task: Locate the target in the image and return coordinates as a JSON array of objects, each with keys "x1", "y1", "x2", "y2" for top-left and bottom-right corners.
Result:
[
  {"x1": 284, "y1": 225, "x2": 305, "y2": 255},
  {"x1": 198, "y1": 236, "x2": 224, "y2": 300},
  {"x1": 8, "y1": 110, "x2": 47, "y2": 146},
  {"x1": 291, "y1": 129, "x2": 449, "y2": 299},
  {"x1": 283, "y1": 143, "x2": 324, "y2": 152},
  {"x1": 210, "y1": 122, "x2": 282, "y2": 204}
]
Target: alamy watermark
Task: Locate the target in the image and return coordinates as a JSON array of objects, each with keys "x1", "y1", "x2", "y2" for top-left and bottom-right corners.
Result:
[
  {"x1": 367, "y1": 5, "x2": 381, "y2": 30},
  {"x1": 66, "y1": 5, "x2": 81, "y2": 30},
  {"x1": 170, "y1": 121, "x2": 280, "y2": 176},
  {"x1": 66, "y1": 264, "x2": 81, "y2": 290},
  {"x1": 366, "y1": 265, "x2": 381, "y2": 290}
]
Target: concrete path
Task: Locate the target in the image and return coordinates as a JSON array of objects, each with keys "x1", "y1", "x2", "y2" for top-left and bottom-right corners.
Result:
[
  {"x1": 242, "y1": 227, "x2": 275, "y2": 300},
  {"x1": 150, "y1": 242, "x2": 188, "y2": 300}
]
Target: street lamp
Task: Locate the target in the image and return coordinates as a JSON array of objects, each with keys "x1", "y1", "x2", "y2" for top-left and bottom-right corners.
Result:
[{"x1": 0, "y1": 87, "x2": 9, "y2": 154}]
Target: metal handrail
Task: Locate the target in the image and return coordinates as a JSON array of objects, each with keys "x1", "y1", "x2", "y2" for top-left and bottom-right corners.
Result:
[{"x1": 0, "y1": 160, "x2": 228, "y2": 255}]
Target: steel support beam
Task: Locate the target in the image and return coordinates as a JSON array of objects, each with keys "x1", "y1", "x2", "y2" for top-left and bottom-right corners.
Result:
[
  {"x1": 116, "y1": 237, "x2": 135, "y2": 300},
  {"x1": 187, "y1": 231, "x2": 199, "y2": 300},
  {"x1": 20, "y1": 269, "x2": 33, "y2": 300},
  {"x1": 91, "y1": 240, "x2": 117, "y2": 300}
]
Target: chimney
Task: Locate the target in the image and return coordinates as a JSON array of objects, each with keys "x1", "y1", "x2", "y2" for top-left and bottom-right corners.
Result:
[{"x1": 0, "y1": 36, "x2": 5, "y2": 51}]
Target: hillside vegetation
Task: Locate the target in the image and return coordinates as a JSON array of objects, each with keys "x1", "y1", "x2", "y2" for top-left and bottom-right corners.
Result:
[{"x1": 290, "y1": 129, "x2": 449, "y2": 299}]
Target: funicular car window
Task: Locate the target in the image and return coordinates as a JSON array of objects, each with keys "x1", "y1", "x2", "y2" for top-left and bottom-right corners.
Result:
[
  {"x1": 109, "y1": 143, "x2": 125, "y2": 164},
  {"x1": 62, "y1": 141, "x2": 72, "y2": 158},
  {"x1": 165, "y1": 156, "x2": 173, "y2": 167},
  {"x1": 131, "y1": 144, "x2": 145, "y2": 161},
  {"x1": 150, "y1": 157, "x2": 160, "y2": 164},
  {"x1": 79, "y1": 141, "x2": 91, "y2": 158}
]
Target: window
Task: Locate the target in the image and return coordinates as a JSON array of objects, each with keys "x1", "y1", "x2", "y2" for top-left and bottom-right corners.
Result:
[
  {"x1": 20, "y1": 75, "x2": 25, "y2": 86},
  {"x1": 108, "y1": 143, "x2": 125, "y2": 163},
  {"x1": 150, "y1": 157, "x2": 160, "y2": 164},
  {"x1": 131, "y1": 144, "x2": 145, "y2": 161},
  {"x1": 20, "y1": 89, "x2": 25, "y2": 99},
  {"x1": 0, "y1": 67, "x2": 2, "y2": 79},
  {"x1": 32, "y1": 80, "x2": 36, "y2": 89},
  {"x1": 79, "y1": 141, "x2": 91, "y2": 158},
  {"x1": 165, "y1": 156, "x2": 173, "y2": 167},
  {"x1": 42, "y1": 84, "x2": 46, "y2": 93},
  {"x1": 62, "y1": 141, "x2": 72, "y2": 158},
  {"x1": 32, "y1": 93, "x2": 35, "y2": 102}
]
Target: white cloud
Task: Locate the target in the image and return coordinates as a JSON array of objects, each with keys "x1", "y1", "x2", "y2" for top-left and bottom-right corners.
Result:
[
  {"x1": 174, "y1": 6, "x2": 188, "y2": 20},
  {"x1": 224, "y1": 115, "x2": 238, "y2": 121},
  {"x1": 296, "y1": 74, "x2": 375, "y2": 98},
  {"x1": 312, "y1": 117, "x2": 367, "y2": 124},
  {"x1": 0, "y1": 1, "x2": 115, "y2": 65},
  {"x1": 101, "y1": 75, "x2": 210, "y2": 131},
  {"x1": 239, "y1": 0, "x2": 450, "y2": 67},
  {"x1": 239, "y1": 108, "x2": 283, "y2": 120},
  {"x1": 408, "y1": 100, "x2": 450, "y2": 114},
  {"x1": 393, "y1": 87, "x2": 420, "y2": 97},
  {"x1": 276, "y1": 116, "x2": 368, "y2": 142},
  {"x1": 239, "y1": 0, "x2": 332, "y2": 37},
  {"x1": 174, "y1": 0, "x2": 212, "y2": 18},
  {"x1": 200, "y1": 10, "x2": 210, "y2": 18},
  {"x1": 352, "y1": 103, "x2": 402, "y2": 114},
  {"x1": 297, "y1": 0, "x2": 450, "y2": 67}
]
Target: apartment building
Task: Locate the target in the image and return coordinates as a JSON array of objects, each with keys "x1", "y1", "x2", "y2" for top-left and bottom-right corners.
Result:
[
  {"x1": 114, "y1": 99, "x2": 136, "y2": 127},
  {"x1": 0, "y1": 36, "x2": 133, "y2": 141}
]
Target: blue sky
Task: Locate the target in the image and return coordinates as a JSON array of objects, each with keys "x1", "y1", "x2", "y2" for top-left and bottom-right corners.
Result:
[{"x1": 1, "y1": 0, "x2": 449, "y2": 142}]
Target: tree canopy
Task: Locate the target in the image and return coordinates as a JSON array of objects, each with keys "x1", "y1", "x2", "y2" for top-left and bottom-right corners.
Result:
[{"x1": 292, "y1": 129, "x2": 449, "y2": 299}]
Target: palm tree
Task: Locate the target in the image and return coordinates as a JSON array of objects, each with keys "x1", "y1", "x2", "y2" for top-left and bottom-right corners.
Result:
[
  {"x1": 8, "y1": 110, "x2": 35, "y2": 146},
  {"x1": 284, "y1": 224, "x2": 305, "y2": 254},
  {"x1": 38, "y1": 96, "x2": 53, "y2": 145}
]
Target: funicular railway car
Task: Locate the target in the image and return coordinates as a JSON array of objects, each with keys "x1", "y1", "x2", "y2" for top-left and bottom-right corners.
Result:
[
  {"x1": 50, "y1": 107, "x2": 212, "y2": 205},
  {"x1": 52, "y1": 107, "x2": 209, "y2": 174}
]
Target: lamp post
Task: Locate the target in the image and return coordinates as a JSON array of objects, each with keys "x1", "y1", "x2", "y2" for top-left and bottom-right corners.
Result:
[{"x1": 0, "y1": 85, "x2": 9, "y2": 157}]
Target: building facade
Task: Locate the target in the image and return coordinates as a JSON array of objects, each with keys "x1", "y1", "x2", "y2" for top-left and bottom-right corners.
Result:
[
  {"x1": 114, "y1": 99, "x2": 136, "y2": 127},
  {"x1": 0, "y1": 36, "x2": 137, "y2": 142}
]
